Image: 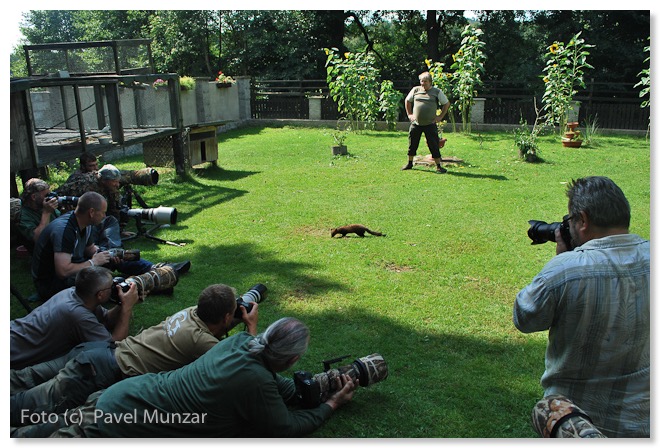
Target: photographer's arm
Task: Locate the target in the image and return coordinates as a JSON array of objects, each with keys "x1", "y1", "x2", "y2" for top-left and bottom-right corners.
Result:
[
  {"x1": 31, "y1": 197, "x2": 59, "y2": 242},
  {"x1": 53, "y1": 250, "x2": 111, "y2": 279},
  {"x1": 323, "y1": 374, "x2": 357, "y2": 411},
  {"x1": 105, "y1": 282, "x2": 139, "y2": 341}
]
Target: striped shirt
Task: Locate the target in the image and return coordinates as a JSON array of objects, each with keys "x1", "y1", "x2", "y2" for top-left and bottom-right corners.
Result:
[{"x1": 514, "y1": 234, "x2": 650, "y2": 437}]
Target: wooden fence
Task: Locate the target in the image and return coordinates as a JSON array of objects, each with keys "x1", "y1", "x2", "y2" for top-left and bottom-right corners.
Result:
[{"x1": 251, "y1": 79, "x2": 649, "y2": 130}]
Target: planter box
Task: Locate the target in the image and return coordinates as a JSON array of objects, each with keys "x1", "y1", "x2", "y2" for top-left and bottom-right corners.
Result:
[{"x1": 332, "y1": 145, "x2": 348, "y2": 155}]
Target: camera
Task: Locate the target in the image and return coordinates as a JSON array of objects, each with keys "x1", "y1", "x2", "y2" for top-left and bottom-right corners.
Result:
[
  {"x1": 120, "y1": 168, "x2": 159, "y2": 187},
  {"x1": 121, "y1": 206, "x2": 177, "y2": 226},
  {"x1": 109, "y1": 265, "x2": 179, "y2": 303},
  {"x1": 110, "y1": 276, "x2": 131, "y2": 304},
  {"x1": 527, "y1": 215, "x2": 573, "y2": 250},
  {"x1": 45, "y1": 192, "x2": 79, "y2": 206},
  {"x1": 294, "y1": 353, "x2": 389, "y2": 408},
  {"x1": 105, "y1": 248, "x2": 140, "y2": 261},
  {"x1": 235, "y1": 284, "x2": 267, "y2": 318}
]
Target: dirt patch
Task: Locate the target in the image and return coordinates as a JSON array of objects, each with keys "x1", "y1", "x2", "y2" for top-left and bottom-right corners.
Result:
[{"x1": 384, "y1": 262, "x2": 413, "y2": 273}]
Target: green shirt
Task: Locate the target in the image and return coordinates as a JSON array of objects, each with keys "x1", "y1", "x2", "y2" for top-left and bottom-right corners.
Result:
[
  {"x1": 18, "y1": 206, "x2": 60, "y2": 248},
  {"x1": 93, "y1": 332, "x2": 333, "y2": 437}
]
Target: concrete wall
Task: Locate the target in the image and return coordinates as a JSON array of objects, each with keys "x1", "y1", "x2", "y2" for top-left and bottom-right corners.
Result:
[{"x1": 29, "y1": 77, "x2": 251, "y2": 132}]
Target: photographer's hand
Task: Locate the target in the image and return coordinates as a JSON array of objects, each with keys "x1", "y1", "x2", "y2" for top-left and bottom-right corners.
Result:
[
  {"x1": 240, "y1": 302, "x2": 259, "y2": 335},
  {"x1": 90, "y1": 250, "x2": 111, "y2": 267},
  {"x1": 118, "y1": 282, "x2": 139, "y2": 309},
  {"x1": 324, "y1": 374, "x2": 357, "y2": 411},
  {"x1": 555, "y1": 228, "x2": 570, "y2": 255},
  {"x1": 43, "y1": 196, "x2": 59, "y2": 214}
]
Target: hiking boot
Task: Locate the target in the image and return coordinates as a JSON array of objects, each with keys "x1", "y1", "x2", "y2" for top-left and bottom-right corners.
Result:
[
  {"x1": 152, "y1": 260, "x2": 191, "y2": 276},
  {"x1": 401, "y1": 162, "x2": 413, "y2": 170},
  {"x1": 436, "y1": 166, "x2": 447, "y2": 174}
]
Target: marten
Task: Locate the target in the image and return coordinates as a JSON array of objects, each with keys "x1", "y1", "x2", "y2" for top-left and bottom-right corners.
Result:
[{"x1": 331, "y1": 224, "x2": 386, "y2": 238}]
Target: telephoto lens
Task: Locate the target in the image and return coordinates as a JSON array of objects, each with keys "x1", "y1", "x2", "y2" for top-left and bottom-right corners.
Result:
[
  {"x1": 234, "y1": 284, "x2": 267, "y2": 317},
  {"x1": 294, "y1": 353, "x2": 389, "y2": 408}
]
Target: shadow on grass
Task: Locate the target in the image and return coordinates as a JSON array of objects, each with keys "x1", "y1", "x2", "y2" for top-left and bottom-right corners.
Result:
[
  {"x1": 412, "y1": 167, "x2": 508, "y2": 181},
  {"x1": 298, "y1": 309, "x2": 545, "y2": 438},
  {"x1": 182, "y1": 241, "x2": 349, "y2": 297}
]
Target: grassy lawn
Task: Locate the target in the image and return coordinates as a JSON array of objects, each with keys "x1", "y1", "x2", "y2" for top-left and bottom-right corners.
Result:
[{"x1": 10, "y1": 126, "x2": 650, "y2": 437}]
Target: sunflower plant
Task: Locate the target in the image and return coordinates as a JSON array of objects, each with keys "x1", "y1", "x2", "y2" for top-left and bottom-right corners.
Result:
[
  {"x1": 425, "y1": 59, "x2": 457, "y2": 132},
  {"x1": 541, "y1": 32, "x2": 594, "y2": 133},
  {"x1": 450, "y1": 25, "x2": 486, "y2": 134},
  {"x1": 324, "y1": 48, "x2": 381, "y2": 130}
]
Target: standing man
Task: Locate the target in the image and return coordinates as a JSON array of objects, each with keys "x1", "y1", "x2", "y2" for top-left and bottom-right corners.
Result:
[
  {"x1": 402, "y1": 71, "x2": 450, "y2": 174},
  {"x1": 514, "y1": 176, "x2": 650, "y2": 437}
]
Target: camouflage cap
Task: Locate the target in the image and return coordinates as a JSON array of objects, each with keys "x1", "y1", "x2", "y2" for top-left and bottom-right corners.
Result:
[{"x1": 98, "y1": 164, "x2": 121, "y2": 181}]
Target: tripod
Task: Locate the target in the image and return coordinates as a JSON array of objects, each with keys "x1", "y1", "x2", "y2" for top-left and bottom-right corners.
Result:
[{"x1": 120, "y1": 185, "x2": 185, "y2": 247}]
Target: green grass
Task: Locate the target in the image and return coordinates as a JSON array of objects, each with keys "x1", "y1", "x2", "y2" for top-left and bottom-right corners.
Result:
[{"x1": 10, "y1": 126, "x2": 650, "y2": 437}]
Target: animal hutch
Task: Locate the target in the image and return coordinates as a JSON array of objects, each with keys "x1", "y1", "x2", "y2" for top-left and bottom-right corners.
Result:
[{"x1": 10, "y1": 39, "x2": 223, "y2": 195}]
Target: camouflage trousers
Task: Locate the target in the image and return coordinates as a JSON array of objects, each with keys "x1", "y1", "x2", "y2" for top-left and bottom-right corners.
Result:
[{"x1": 531, "y1": 394, "x2": 607, "y2": 438}]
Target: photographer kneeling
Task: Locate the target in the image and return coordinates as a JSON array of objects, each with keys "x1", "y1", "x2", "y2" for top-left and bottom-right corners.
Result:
[
  {"x1": 514, "y1": 176, "x2": 649, "y2": 438},
  {"x1": 53, "y1": 317, "x2": 357, "y2": 438}
]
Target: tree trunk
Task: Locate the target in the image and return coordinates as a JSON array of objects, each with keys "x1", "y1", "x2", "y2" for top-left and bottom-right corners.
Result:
[{"x1": 426, "y1": 10, "x2": 439, "y2": 63}]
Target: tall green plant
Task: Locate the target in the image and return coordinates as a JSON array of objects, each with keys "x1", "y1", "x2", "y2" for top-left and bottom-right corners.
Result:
[
  {"x1": 450, "y1": 25, "x2": 486, "y2": 134},
  {"x1": 324, "y1": 48, "x2": 381, "y2": 130},
  {"x1": 541, "y1": 32, "x2": 594, "y2": 133},
  {"x1": 634, "y1": 38, "x2": 650, "y2": 109},
  {"x1": 378, "y1": 80, "x2": 404, "y2": 131},
  {"x1": 425, "y1": 59, "x2": 457, "y2": 132}
]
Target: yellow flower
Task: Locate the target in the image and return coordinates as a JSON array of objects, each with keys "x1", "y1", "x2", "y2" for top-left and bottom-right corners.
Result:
[
  {"x1": 324, "y1": 48, "x2": 329, "y2": 55},
  {"x1": 446, "y1": 73, "x2": 452, "y2": 78},
  {"x1": 425, "y1": 59, "x2": 431, "y2": 67},
  {"x1": 360, "y1": 76, "x2": 365, "y2": 80},
  {"x1": 344, "y1": 52, "x2": 350, "y2": 59},
  {"x1": 550, "y1": 43, "x2": 559, "y2": 54},
  {"x1": 543, "y1": 77, "x2": 549, "y2": 83}
]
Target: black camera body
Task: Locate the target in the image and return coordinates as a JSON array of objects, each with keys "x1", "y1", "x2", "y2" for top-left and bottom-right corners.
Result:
[
  {"x1": 234, "y1": 284, "x2": 267, "y2": 318},
  {"x1": 294, "y1": 353, "x2": 389, "y2": 408},
  {"x1": 110, "y1": 276, "x2": 131, "y2": 304},
  {"x1": 527, "y1": 215, "x2": 573, "y2": 250},
  {"x1": 46, "y1": 192, "x2": 79, "y2": 206}
]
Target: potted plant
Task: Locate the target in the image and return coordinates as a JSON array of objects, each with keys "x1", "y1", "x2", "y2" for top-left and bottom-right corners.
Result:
[
  {"x1": 152, "y1": 78, "x2": 168, "y2": 90},
  {"x1": 215, "y1": 71, "x2": 235, "y2": 88},
  {"x1": 179, "y1": 76, "x2": 196, "y2": 91},
  {"x1": 331, "y1": 127, "x2": 348, "y2": 155}
]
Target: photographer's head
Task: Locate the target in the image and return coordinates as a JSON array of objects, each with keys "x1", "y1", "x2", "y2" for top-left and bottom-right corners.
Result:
[
  {"x1": 566, "y1": 176, "x2": 630, "y2": 246},
  {"x1": 197, "y1": 284, "x2": 237, "y2": 337},
  {"x1": 75, "y1": 266, "x2": 113, "y2": 304},
  {"x1": 21, "y1": 178, "x2": 51, "y2": 209},
  {"x1": 97, "y1": 164, "x2": 121, "y2": 191},
  {"x1": 76, "y1": 192, "x2": 107, "y2": 226},
  {"x1": 249, "y1": 317, "x2": 310, "y2": 372},
  {"x1": 80, "y1": 152, "x2": 99, "y2": 173}
]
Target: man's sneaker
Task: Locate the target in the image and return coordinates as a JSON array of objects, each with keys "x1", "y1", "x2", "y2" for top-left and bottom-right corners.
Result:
[
  {"x1": 401, "y1": 162, "x2": 413, "y2": 170},
  {"x1": 436, "y1": 166, "x2": 447, "y2": 174}
]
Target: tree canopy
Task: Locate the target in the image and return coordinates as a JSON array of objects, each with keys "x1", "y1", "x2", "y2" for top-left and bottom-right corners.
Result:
[{"x1": 11, "y1": 10, "x2": 649, "y2": 85}]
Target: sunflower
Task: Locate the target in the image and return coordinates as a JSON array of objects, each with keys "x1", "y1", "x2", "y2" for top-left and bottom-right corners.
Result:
[{"x1": 550, "y1": 43, "x2": 559, "y2": 54}]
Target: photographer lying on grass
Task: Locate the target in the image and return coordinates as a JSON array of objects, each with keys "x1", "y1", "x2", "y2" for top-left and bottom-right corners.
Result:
[
  {"x1": 11, "y1": 284, "x2": 258, "y2": 438},
  {"x1": 49, "y1": 317, "x2": 357, "y2": 438}
]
